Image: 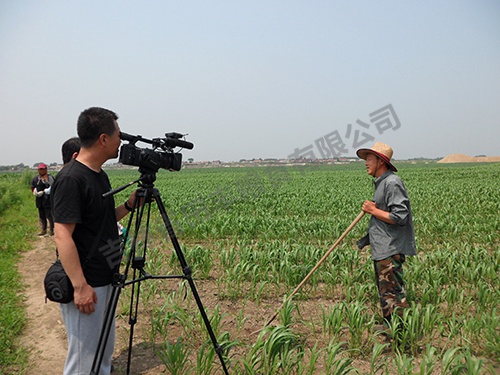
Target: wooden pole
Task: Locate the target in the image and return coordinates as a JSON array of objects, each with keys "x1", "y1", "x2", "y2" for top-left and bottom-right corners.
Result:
[{"x1": 263, "y1": 211, "x2": 366, "y2": 328}]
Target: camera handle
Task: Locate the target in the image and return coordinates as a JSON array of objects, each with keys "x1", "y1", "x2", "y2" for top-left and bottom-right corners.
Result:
[{"x1": 91, "y1": 177, "x2": 229, "y2": 375}]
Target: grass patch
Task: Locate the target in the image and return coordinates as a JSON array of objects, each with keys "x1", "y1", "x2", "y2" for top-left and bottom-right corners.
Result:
[{"x1": 0, "y1": 171, "x2": 37, "y2": 373}]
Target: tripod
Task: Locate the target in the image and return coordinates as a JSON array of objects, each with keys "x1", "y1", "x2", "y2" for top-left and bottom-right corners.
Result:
[{"x1": 91, "y1": 170, "x2": 229, "y2": 375}]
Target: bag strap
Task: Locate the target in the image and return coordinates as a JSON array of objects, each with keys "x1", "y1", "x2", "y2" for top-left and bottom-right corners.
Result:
[{"x1": 81, "y1": 214, "x2": 107, "y2": 269}]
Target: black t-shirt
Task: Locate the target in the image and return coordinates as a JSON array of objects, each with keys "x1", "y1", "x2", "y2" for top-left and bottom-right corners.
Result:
[{"x1": 52, "y1": 160, "x2": 120, "y2": 287}]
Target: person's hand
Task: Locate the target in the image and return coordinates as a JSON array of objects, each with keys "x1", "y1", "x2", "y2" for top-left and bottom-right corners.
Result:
[
  {"x1": 362, "y1": 200, "x2": 376, "y2": 214},
  {"x1": 73, "y1": 284, "x2": 98, "y2": 315},
  {"x1": 33, "y1": 189, "x2": 44, "y2": 197},
  {"x1": 44, "y1": 187, "x2": 51, "y2": 195},
  {"x1": 127, "y1": 190, "x2": 146, "y2": 208}
]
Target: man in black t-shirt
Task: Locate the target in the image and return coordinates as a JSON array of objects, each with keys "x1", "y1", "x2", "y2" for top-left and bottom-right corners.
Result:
[{"x1": 52, "y1": 107, "x2": 138, "y2": 375}]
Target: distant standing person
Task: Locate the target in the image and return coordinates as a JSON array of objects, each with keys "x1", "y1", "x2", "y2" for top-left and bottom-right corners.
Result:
[
  {"x1": 30, "y1": 163, "x2": 55, "y2": 236},
  {"x1": 356, "y1": 142, "x2": 416, "y2": 333}
]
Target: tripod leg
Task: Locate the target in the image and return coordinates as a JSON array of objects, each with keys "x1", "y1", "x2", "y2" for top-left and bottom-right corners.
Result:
[
  {"x1": 91, "y1": 188, "x2": 150, "y2": 375},
  {"x1": 126, "y1": 267, "x2": 142, "y2": 375},
  {"x1": 123, "y1": 189, "x2": 152, "y2": 374},
  {"x1": 90, "y1": 285, "x2": 121, "y2": 375},
  {"x1": 152, "y1": 189, "x2": 230, "y2": 375}
]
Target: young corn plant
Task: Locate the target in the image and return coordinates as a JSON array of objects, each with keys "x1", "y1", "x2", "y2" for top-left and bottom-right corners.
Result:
[
  {"x1": 156, "y1": 337, "x2": 193, "y2": 375},
  {"x1": 440, "y1": 347, "x2": 464, "y2": 374},
  {"x1": 195, "y1": 339, "x2": 215, "y2": 375},
  {"x1": 321, "y1": 303, "x2": 344, "y2": 340},
  {"x1": 394, "y1": 349, "x2": 414, "y2": 375},
  {"x1": 443, "y1": 312, "x2": 465, "y2": 347},
  {"x1": 296, "y1": 342, "x2": 321, "y2": 375},
  {"x1": 390, "y1": 303, "x2": 437, "y2": 356},
  {"x1": 254, "y1": 280, "x2": 268, "y2": 306},
  {"x1": 324, "y1": 340, "x2": 356, "y2": 375},
  {"x1": 418, "y1": 345, "x2": 439, "y2": 375},
  {"x1": 460, "y1": 350, "x2": 487, "y2": 375},
  {"x1": 195, "y1": 332, "x2": 238, "y2": 375},
  {"x1": 242, "y1": 325, "x2": 303, "y2": 374},
  {"x1": 369, "y1": 342, "x2": 390, "y2": 375},
  {"x1": 343, "y1": 300, "x2": 372, "y2": 353},
  {"x1": 481, "y1": 308, "x2": 500, "y2": 360},
  {"x1": 184, "y1": 244, "x2": 213, "y2": 279},
  {"x1": 279, "y1": 296, "x2": 297, "y2": 328}
]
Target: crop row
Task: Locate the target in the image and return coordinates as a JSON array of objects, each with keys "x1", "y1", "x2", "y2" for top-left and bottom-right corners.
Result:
[{"x1": 108, "y1": 163, "x2": 499, "y2": 374}]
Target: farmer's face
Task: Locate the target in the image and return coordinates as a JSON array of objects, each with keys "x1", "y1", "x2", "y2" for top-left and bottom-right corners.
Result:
[{"x1": 365, "y1": 154, "x2": 383, "y2": 177}]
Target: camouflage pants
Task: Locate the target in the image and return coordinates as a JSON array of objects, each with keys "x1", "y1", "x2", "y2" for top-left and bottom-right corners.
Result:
[{"x1": 374, "y1": 254, "x2": 408, "y2": 322}]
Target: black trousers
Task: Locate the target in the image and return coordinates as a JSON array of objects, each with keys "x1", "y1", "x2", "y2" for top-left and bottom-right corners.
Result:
[{"x1": 38, "y1": 206, "x2": 54, "y2": 232}]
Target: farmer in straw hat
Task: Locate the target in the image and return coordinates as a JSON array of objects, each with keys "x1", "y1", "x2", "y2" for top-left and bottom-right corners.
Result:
[{"x1": 356, "y1": 142, "x2": 416, "y2": 334}]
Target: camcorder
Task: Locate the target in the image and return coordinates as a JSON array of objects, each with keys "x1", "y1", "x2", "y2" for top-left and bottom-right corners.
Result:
[{"x1": 119, "y1": 132, "x2": 194, "y2": 173}]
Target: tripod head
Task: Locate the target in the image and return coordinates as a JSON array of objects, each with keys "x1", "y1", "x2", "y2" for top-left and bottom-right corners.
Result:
[
  {"x1": 102, "y1": 170, "x2": 157, "y2": 198},
  {"x1": 137, "y1": 167, "x2": 158, "y2": 188}
]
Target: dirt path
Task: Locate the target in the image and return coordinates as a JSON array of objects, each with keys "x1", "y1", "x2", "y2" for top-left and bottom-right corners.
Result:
[
  {"x1": 18, "y1": 236, "x2": 67, "y2": 374},
  {"x1": 17, "y1": 236, "x2": 164, "y2": 375}
]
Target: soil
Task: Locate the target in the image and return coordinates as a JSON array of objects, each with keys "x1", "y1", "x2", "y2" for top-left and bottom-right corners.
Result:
[
  {"x1": 18, "y1": 236, "x2": 67, "y2": 374},
  {"x1": 16, "y1": 236, "x2": 377, "y2": 375},
  {"x1": 18, "y1": 236, "x2": 294, "y2": 374},
  {"x1": 18, "y1": 236, "x2": 171, "y2": 374}
]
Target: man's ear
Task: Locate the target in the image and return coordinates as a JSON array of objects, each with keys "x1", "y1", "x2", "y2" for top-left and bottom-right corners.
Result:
[{"x1": 99, "y1": 133, "x2": 108, "y2": 146}]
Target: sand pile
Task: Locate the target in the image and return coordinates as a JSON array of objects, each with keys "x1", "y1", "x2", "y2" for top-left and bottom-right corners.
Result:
[{"x1": 438, "y1": 154, "x2": 500, "y2": 163}]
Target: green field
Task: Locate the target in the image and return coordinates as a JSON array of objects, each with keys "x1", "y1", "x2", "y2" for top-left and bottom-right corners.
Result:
[
  {"x1": 0, "y1": 170, "x2": 36, "y2": 373},
  {"x1": 2, "y1": 162, "x2": 499, "y2": 374}
]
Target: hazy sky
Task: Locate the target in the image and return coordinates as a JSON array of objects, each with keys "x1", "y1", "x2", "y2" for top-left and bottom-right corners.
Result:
[{"x1": 1, "y1": 1, "x2": 499, "y2": 167}]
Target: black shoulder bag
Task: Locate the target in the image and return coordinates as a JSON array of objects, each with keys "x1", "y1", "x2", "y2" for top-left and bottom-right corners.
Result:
[{"x1": 44, "y1": 220, "x2": 106, "y2": 304}]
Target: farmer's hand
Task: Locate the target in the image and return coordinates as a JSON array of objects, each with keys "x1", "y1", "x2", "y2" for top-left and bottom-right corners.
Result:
[
  {"x1": 362, "y1": 200, "x2": 395, "y2": 225},
  {"x1": 362, "y1": 200, "x2": 376, "y2": 214}
]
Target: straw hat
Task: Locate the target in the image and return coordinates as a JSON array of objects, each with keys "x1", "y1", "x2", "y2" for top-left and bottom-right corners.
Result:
[{"x1": 356, "y1": 142, "x2": 397, "y2": 172}]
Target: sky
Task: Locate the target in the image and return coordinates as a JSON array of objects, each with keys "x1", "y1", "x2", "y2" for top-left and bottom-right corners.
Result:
[{"x1": 1, "y1": 1, "x2": 499, "y2": 167}]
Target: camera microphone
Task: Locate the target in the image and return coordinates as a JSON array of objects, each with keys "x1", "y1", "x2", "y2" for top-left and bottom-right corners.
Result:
[
  {"x1": 120, "y1": 132, "x2": 193, "y2": 149},
  {"x1": 165, "y1": 138, "x2": 194, "y2": 150}
]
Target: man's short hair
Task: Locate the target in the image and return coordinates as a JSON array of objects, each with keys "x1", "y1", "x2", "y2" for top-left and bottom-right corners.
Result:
[
  {"x1": 77, "y1": 107, "x2": 119, "y2": 148},
  {"x1": 61, "y1": 137, "x2": 81, "y2": 164}
]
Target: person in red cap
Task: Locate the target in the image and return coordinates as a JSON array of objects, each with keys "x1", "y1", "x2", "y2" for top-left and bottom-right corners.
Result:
[
  {"x1": 356, "y1": 142, "x2": 416, "y2": 335},
  {"x1": 30, "y1": 163, "x2": 55, "y2": 236}
]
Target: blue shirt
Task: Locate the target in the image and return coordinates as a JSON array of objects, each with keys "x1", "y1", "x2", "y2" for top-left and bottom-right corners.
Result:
[{"x1": 368, "y1": 170, "x2": 417, "y2": 260}]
